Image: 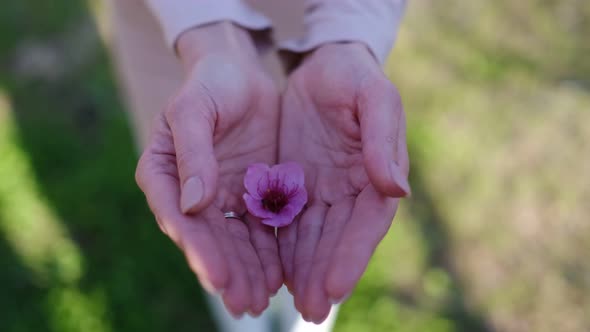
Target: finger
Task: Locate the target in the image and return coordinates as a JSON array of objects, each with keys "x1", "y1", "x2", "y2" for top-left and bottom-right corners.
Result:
[
  {"x1": 135, "y1": 119, "x2": 228, "y2": 292},
  {"x1": 245, "y1": 214, "x2": 283, "y2": 296},
  {"x1": 226, "y1": 218, "x2": 270, "y2": 316},
  {"x1": 293, "y1": 204, "x2": 328, "y2": 316},
  {"x1": 304, "y1": 199, "x2": 354, "y2": 324},
  {"x1": 180, "y1": 211, "x2": 229, "y2": 293},
  {"x1": 205, "y1": 215, "x2": 253, "y2": 317},
  {"x1": 165, "y1": 93, "x2": 218, "y2": 214},
  {"x1": 358, "y1": 78, "x2": 410, "y2": 197},
  {"x1": 278, "y1": 217, "x2": 298, "y2": 293},
  {"x1": 325, "y1": 186, "x2": 399, "y2": 302}
]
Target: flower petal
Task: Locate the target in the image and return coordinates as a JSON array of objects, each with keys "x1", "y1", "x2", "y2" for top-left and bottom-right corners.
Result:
[
  {"x1": 286, "y1": 189, "x2": 307, "y2": 216},
  {"x1": 244, "y1": 163, "x2": 270, "y2": 199},
  {"x1": 268, "y1": 162, "x2": 305, "y2": 192},
  {"x1": 243, "y1": 193, "x2": 275, "y2": 219},
  {"x1": 261, "y1": 205, "x2": 298, "y2": 228}
]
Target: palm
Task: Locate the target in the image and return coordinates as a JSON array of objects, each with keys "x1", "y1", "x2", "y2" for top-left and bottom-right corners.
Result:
[
  {"x1": 137, "y1": 57, "x2": 282, "y2": 317},
  {"x1": 278, "y1": 44, "x2": 409, "y2": 323},
  {"x1": 280, "y1": 70, "x2": 368, "y2": 206},
  {"x1": 205, "y1": 70, "x2": 278, "y2": 216}
]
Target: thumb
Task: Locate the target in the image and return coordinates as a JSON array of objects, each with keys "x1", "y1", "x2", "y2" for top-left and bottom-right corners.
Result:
[
  {"x1": 165, "y1": 95, "x2": 219, "y2": 214},
  {"x1": 358, "y1": 78, "x2": 411, "y2": 197}
]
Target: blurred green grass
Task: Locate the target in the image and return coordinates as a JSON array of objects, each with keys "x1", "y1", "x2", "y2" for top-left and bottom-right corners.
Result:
[{"x1": 1, "y1": 1, "x2": 589, "y2": 332}]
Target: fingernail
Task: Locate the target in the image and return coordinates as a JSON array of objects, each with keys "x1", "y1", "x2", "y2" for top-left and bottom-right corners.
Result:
[
  {"x1": 181, "y1": 176, "x2": 204, "y2": 214},
  {"x1": 390, "y1": 163, "x2": 411, "y2": 197},
  {"x1": 312, "y1": 312, "x2": 330, "y2": 325},
  {"x1": 329, "y1": 291, "x2": 351, "y2": 305},
  {"x1": 231, "y1": 312, "x2": 244, "y2": 320},
  {"x1": 247, "y1": 310, "x2": 262, "y2": 318}
]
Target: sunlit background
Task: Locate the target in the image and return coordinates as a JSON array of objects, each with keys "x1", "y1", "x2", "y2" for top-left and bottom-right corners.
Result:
[{"x1": 1, "y1": 1, "x2": 588, "y2": 331}]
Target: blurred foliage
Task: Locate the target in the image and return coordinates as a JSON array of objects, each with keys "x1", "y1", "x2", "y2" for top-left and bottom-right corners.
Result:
[
  {"x1": 0, "y1": 0, "x2": 589, "y2": 332},
  {"x1": 0, "y1": 1, "x2": 215, "y2": 332},
  {"x1": 336, "y1": 1, "x2": 590, "y2": 332}
]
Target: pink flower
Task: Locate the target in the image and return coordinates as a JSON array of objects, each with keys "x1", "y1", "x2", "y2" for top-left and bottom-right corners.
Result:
[{"x1": 243, "y1": 162, "x2": 307, "y2": 227}]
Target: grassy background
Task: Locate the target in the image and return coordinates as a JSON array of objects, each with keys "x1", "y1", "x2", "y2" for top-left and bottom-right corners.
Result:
[{"x1": 1, "y1": 1, "x2": 588, "y2": 331}]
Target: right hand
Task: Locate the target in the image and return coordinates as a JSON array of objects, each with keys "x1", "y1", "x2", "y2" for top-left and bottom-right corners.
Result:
[{"x1": 135, "y1": 23, "x2": 282, "y2": 317}]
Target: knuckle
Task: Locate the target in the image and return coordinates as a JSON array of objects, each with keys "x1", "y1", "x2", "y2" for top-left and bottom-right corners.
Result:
[
  {"x1": 175, "y1": 146, "x2": 199, "y2": 173},
  {"x1": 136, "y1": 150, "x2": 178, "y2": 185},
  {"x1": 165, "y1": 92, "x2": 216, "y2": 129},
  {"x1": 165, "y1": 95, "x2": 192, "y2": 124},
  {"x1": 360, "y1": 75, "x2": 402, "y2": 107},
  {"x1": 135, "y1": 153, "x2": 149, "y2": 190}
]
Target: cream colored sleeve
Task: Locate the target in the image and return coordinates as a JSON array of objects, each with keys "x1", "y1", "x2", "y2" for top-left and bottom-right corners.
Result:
[
  {"x1": 145, "y1": 0, "x2": 272, "y2": 49},
  {"x1": 278, "y1": 0, "x2": 407, "y2": 64}
]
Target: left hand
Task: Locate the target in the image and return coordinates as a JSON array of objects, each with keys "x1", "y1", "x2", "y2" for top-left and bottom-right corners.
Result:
[{"x1": 278, "y1": 43, "x2": 410, "y2": 323}]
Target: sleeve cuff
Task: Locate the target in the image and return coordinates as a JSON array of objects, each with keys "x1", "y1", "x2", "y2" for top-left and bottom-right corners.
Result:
[
  {"x1": 278, "y1": 0, "x2": 406, "y2": 65},
  {"x1": 146, "y1": 0, "x2": 272, "y2": 50}
]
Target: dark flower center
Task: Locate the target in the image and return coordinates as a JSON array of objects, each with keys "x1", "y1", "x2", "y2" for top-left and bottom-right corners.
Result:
[
  {"x1": 261, "y1": 189, "x2": 289, "y2": 213},
  {"x1": 258, "y1": 176, "x2": 299, "y2": 214}
]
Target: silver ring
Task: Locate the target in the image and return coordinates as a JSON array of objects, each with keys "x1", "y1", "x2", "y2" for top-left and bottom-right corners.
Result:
[{"x1": 223, "y1": 211, "x2": 243, "y2": 221}]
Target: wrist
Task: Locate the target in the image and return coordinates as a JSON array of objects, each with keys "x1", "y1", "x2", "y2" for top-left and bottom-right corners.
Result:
[
  {"x1": 177, "y1": 21, "x2": 259, "y2": 69},
  {"x1": 305, "y1": 42, "x2": 376, "y2": 64}
]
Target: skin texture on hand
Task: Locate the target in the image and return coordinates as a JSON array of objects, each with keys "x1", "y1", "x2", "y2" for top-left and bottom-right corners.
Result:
[
  {"x1": 135, "y1": 23, "x2": 282, "y2": 317},
  {"x1": 278, "y1": 42, "x2": 410, "y2": 324}
]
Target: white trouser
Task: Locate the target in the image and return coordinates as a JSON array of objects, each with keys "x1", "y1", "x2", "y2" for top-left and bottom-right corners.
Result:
[{"x1": 208, "y1": 287, "x2": 338, "y2": 332}]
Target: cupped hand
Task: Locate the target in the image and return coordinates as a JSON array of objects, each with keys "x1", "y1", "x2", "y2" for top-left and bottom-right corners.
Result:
[
  {"x1": 278, "y1": 43, "x2": 411, "y2": 323},
  {"x1": 135, "y1": 24, "x2": 282, "y2": 317}
]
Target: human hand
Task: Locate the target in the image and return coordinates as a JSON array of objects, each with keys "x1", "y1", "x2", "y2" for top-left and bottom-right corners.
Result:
[
  {"x1": 278, "y1": 43, "x2": 410, "y2": 323},
  {"x1": 135, "y1": 23, "x2": 282, "y2": 317}
]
